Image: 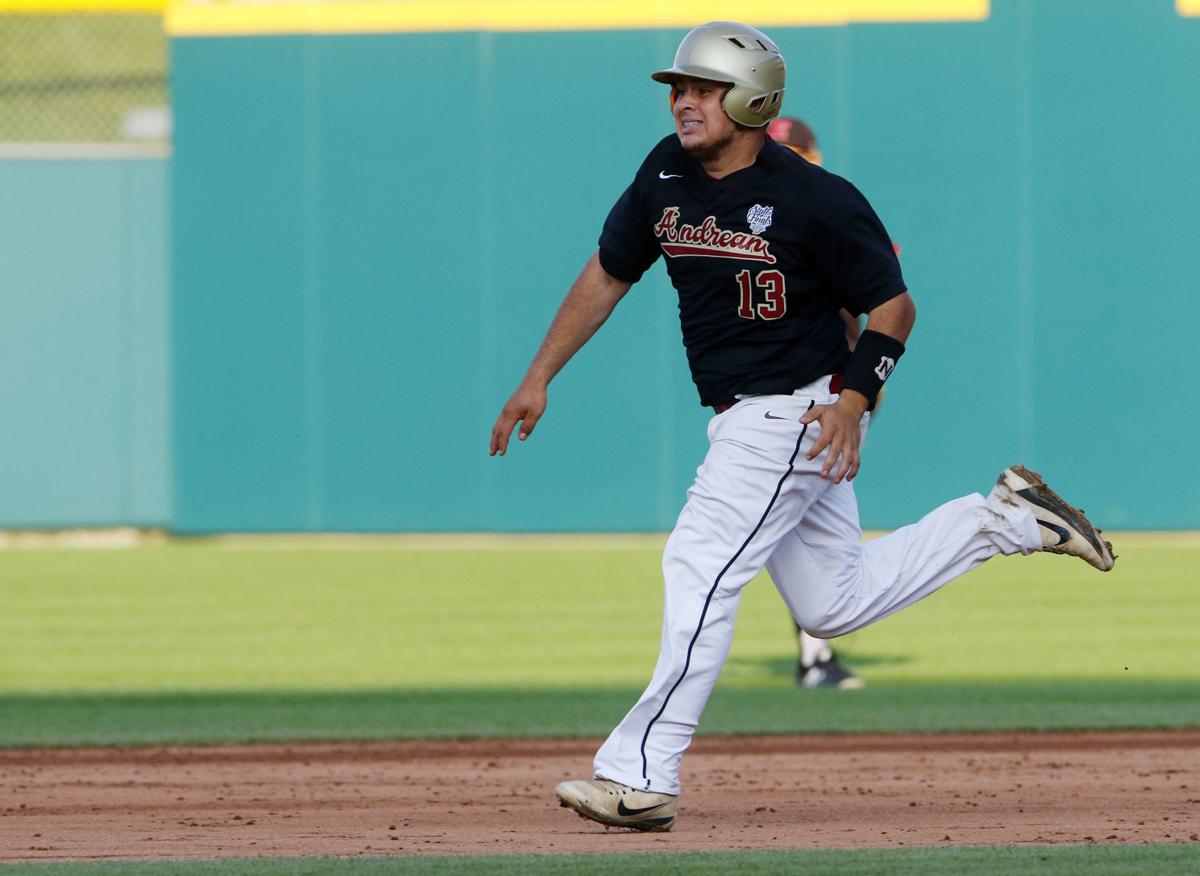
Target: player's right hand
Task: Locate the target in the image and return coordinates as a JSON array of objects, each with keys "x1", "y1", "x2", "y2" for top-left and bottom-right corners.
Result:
[
  {"x1": 800, "y1": 390, "x2": 869, "y2": 483},
  {"x1": 489, "y1": 382, "x2": 547, "y2": 456}
]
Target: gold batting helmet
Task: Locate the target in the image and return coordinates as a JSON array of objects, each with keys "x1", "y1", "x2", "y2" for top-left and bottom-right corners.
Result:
[{"x1": 652, "y1": 21, "x2": 786, "y2": 128}]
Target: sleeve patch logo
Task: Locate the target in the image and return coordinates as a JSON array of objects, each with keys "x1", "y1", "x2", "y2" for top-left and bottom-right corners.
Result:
[
  {"x1": 746, "y1": 204, "x2": 774, "y2": 234},
  {"x1": 874, "y1": 356, "x2": 896, "y2": 381}
]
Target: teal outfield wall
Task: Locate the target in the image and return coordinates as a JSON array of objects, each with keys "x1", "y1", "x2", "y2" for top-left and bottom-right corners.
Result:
[
  {"x1": 169, "y1": 1, "x2": 1200, "y2": 532},
  {"x1": 0, "y1": 157, "x2": 170, "y2": 528}
]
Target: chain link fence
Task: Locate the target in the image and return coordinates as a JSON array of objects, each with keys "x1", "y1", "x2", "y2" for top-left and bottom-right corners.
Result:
[{"x1": 0, "y1": 11, "x2": 169, "y2": 144}]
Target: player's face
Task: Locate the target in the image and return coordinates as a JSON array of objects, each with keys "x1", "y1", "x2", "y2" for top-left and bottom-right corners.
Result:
[{"x1": 671, "y1": 76, "x2": 738, "y2": 160}]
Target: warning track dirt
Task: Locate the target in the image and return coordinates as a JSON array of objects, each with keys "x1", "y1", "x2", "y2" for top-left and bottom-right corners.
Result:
[{"x1": 2, "y1": 730, "x2": 1197, "y2": 861}]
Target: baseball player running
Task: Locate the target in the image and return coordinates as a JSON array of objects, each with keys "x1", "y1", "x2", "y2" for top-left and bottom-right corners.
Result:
[{"x1": 489, "y1": 21, "x2": 1115, "y2": 833}]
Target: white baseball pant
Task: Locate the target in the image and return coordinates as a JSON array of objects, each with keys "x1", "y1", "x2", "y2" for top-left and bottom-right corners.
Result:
[{"x1": 592, "y1": 375, "x2": 1043, "y2": 795}]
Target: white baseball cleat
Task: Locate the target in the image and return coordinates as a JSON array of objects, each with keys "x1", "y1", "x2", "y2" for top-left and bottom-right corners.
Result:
[
  {"x1": 555, "y1": 777, "x2": 677, "y2": 832},
  {"x1": 993, "y1": 465, "x2": 1116, "y2": 571}
]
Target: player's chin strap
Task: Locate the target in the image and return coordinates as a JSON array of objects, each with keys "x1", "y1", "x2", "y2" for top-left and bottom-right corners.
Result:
[{"x1": 840, "y1": 329, "x2": 905, "y2": 411}]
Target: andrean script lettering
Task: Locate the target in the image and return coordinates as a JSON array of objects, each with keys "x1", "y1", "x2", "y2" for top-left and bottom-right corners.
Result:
[{"x1": 653, "y1": 207, "x2": 776, "y2": 264}]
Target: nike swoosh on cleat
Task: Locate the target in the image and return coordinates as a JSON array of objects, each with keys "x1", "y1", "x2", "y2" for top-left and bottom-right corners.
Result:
[
  {"x1": 1018, "y1": 485, "x2": 1099, "y2": 551},
  {"x1": 617, "y1": 799, "x2": 670, "y2": 816},
  {"x1": 1036, "y1": 518, "x2": 1071, "y2": 546},
  {"x1": 658, "y1": 171, "x2": 683, "y2": 179}
]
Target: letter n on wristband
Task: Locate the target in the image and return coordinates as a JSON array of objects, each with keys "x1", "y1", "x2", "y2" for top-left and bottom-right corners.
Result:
[{"x1": 841, "y1": 329, "x2": 905, "y2": 410}]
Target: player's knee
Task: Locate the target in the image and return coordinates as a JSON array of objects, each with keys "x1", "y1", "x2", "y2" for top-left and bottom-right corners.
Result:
[
  {"x1": 795, "y1": 617, "x2": 838, "y2": 639},
  {"x1": 792, "y1": 607, "x2": 862, "y2": 639},
  {"x1": 800, "y1": 620, "x2": 851, "y2": 639}
]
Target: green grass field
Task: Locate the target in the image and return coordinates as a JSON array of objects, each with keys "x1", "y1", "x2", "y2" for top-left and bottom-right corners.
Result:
[
  {"x1": 2, "y1": 533, "x2": 1197, "y2": 746},
  {"x1": 5, "y1": 844, "x2": 1200, "y2": 875},
  {"x1": 1, "y1": 533, "x2": 1196, "y2": 874}
]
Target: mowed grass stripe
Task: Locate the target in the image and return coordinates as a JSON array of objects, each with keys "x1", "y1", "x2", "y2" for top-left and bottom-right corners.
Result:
[
  {"x1": 1, "y1": 537, "x2": 1195, "y2": 695},
  {"x1": 5, "y1": 844, "x2": 1200, "y2": 875},
  {"x1": 2, "y1": 682, "x2": 1199, "y2": 748}
]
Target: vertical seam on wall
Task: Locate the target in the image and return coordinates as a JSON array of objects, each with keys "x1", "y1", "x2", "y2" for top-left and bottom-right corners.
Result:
[
  {"x1": 118, "y1": 161, "x2": 134, "y2": 524},
  {"x1": 162, "y1": 156, "x2": 175, "y2": 525},
  {"x1": 478, "y1": 31, "x2": 499, "y2": 529},
  {"x1": 834, "y1": 22, "x2": 853, "y2": 176},
  {"x1": 1016, "y1": 0, "x2": 1035, "y2": 465},
  {"x1": 303, "y1": 35, "x2": 325, "y2": 530}
]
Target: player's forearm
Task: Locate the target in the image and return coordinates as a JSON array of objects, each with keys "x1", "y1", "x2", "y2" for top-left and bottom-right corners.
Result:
[
  {"x1": 523, "y1": 252, "x2": 632, "y2": 387},
  {"x1": 862, "y1": 291, "x2": 916, "y2": 343},
  {"x1": 838, "y1": 292, "x2": 916, "y2": 413}
]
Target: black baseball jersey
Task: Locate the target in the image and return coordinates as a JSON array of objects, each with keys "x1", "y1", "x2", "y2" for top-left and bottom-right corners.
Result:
[{"x1": 598, "y1": 134, "x2": 906, "y2": 407}]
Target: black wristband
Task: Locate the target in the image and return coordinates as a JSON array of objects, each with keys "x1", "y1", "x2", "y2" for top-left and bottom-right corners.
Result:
[{"x1": 841, "y1": 329, "x2": 905, "y2": 411}]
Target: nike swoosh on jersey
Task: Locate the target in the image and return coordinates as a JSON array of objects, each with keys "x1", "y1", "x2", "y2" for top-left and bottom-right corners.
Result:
[
  {"x1": 658, "y1": 171, "x2": 683, "y2": 179},
  {"x1": 763, "y1": 411, "x2": 792, "y2": 421}
]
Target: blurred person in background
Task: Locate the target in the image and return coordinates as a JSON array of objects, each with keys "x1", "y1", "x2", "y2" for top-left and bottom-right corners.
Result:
[{"x1": 767, "y1": 115, "x2": 864, "y2": 690}]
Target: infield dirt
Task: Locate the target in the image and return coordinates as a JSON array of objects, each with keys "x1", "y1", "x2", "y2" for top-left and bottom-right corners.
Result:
[{"x1": 2, "y1": 731, "x2": 1198, "y2": 862}]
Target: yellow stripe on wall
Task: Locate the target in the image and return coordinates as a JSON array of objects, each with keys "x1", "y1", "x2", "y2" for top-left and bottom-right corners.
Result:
[
  {"x1": 1178, "y1": 0, "x2": 1200, "y2": 16},
  {"x1": 165, "y1": 0, "x2": 989, "y2": 37}
]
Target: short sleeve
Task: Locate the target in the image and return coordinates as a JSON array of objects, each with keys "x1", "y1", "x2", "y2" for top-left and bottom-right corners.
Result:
[
  {"x1": 817, "y1": 180, "x2": 907, "y2": 316},
  {"x1": 597, "y1": 181, "x2": 661, "y2": 284}
]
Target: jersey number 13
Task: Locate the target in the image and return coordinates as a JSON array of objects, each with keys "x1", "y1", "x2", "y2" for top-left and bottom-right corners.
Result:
[{"x1": 735, "y1": 269, "x2": 787, "y2": 321}]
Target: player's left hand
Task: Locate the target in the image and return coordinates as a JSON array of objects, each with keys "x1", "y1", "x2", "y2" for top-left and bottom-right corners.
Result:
[{"x1": 800, "y1": 391, "x2": 870, "y2": 483}]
